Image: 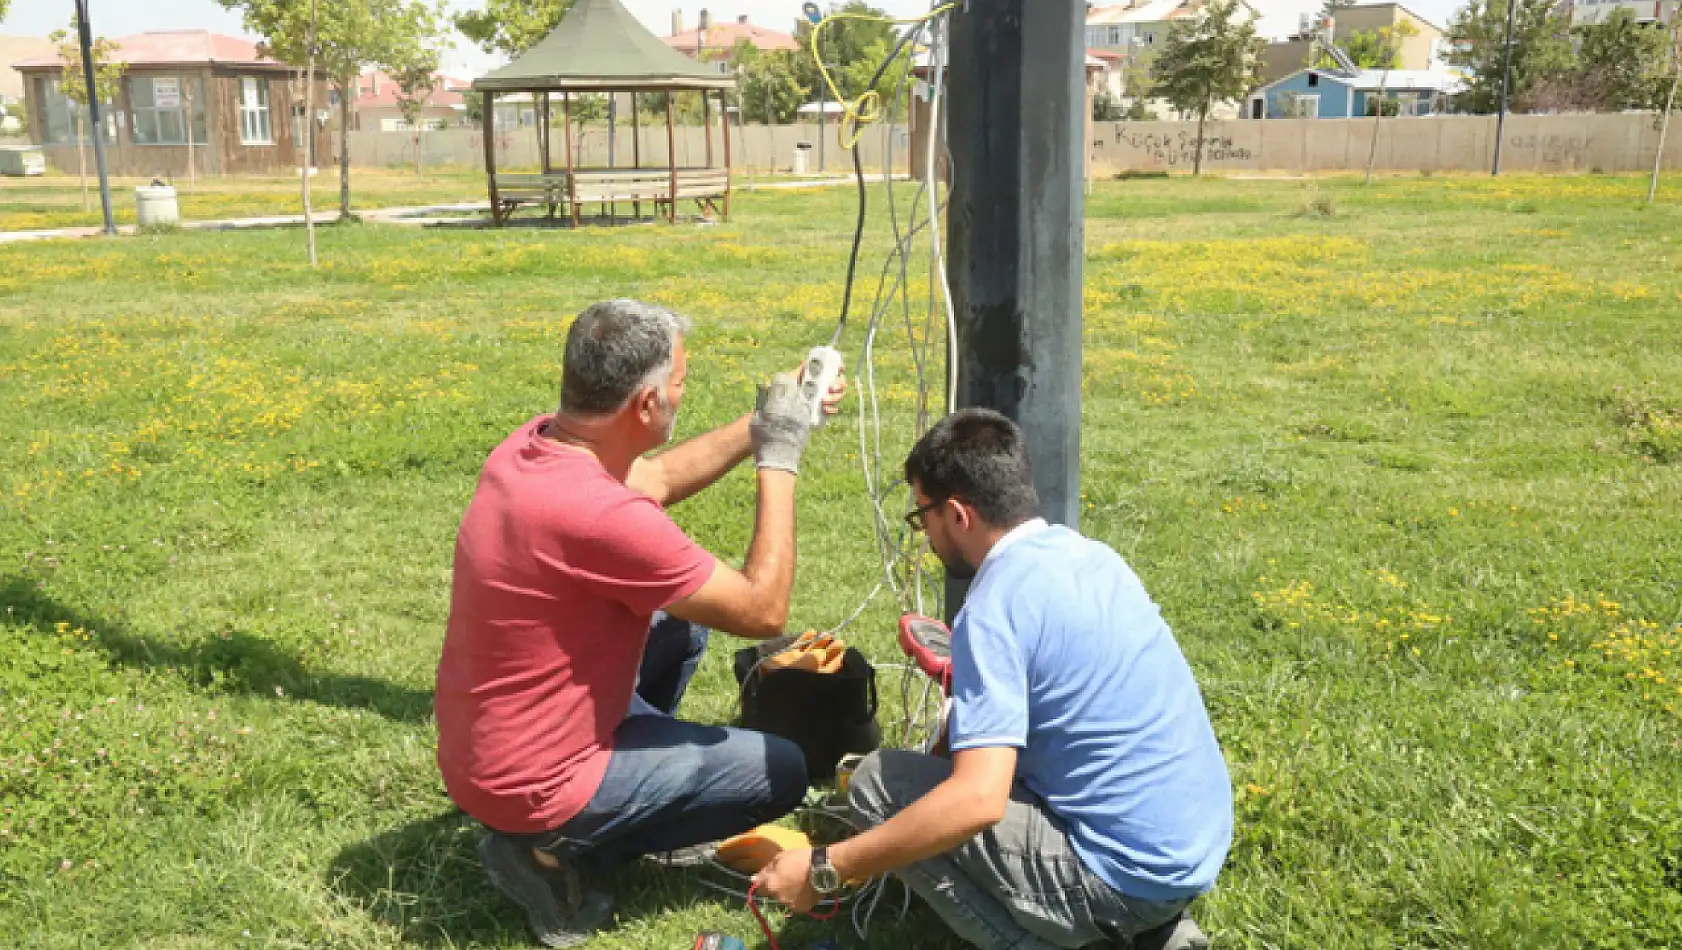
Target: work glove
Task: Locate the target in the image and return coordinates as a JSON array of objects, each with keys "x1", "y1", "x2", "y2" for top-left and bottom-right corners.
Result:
[{"x1": 750, "y1": 372, "x2": 811, "y2": 475}]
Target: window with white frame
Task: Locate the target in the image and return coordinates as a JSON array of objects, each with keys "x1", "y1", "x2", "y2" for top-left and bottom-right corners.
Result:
[
  {"x1": 239, "y1": 77, "x2": 273, "y2": 145},
  {"x1": 1298, "y1": 94, "x2": 1320, "y2": 118},
  {"x1": 129, "y1": 76, "x2": 207, "y2": 145}
]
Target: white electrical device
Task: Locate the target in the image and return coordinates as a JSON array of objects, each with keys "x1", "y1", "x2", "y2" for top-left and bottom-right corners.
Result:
[{"x1": 800, "y1": 345, "x2": 845, "y2": 427}]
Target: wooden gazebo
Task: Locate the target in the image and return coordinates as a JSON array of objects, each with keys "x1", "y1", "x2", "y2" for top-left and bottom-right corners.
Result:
[{"x1": 472, "y1": 0, "x2": 735, "y2": 226}]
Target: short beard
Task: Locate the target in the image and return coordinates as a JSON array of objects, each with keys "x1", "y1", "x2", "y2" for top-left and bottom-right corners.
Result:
[{"x1": 940, "y1": 550, "x2": 978, "y2": 581}]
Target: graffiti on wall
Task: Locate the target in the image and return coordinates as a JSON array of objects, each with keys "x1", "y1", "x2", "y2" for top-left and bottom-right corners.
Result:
[
  {"x1": 1096, "y1": 126, "x2": 1257, "y2": 167},
  {"x1": 1505, "y1": 133, "x2": 1590, "y2": 166}
]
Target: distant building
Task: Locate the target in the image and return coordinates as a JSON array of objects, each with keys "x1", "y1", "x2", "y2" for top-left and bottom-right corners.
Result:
[
  {"x1": 1247, "y1": 67, "x2": 1462, "y2": 118},
  {"x1": 1570, "y1": 0, "x2": 1679, "y2": 24},
  {"x1": 0, "y1": 35, "x2": 54, "y2": 126},
  {"x1": 664, "y1": 12, "x2": 798, "y2": 73},
  {"x1": 1085, "y1": 0, "x2": 1269, "y2": 119},
  {"x1": 1086, "y1": 0, "x2": 1217, "y2": 57},
  {"x1": 13, "y1": 30, "x2": 329, "y2": 177},
  {"x1": 1087, "y1": 47, "x2": 1127, "y2": 100},
  {"x1": 1261, "y1": 3, "x2": 1448, "y2": 86},
  {"x1": 352, "y1": 70, "x2": 471, "y2": 132}
]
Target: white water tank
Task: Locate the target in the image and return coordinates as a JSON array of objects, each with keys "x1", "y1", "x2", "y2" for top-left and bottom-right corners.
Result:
[{"x1": 135, "y1": 184, "x2": 180, "y2": 227}]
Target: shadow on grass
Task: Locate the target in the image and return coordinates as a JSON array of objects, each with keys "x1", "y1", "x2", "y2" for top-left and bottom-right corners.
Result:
[
  {"x1": 328, "y1": 810, "x2": 753, "y2": 947},
  {"x1": 0, "y1": 574, "x2": 433, "y2": 722}
]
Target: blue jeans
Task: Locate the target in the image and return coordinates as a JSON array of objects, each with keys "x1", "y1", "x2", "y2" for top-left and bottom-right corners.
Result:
[{"x1": 520, "y1": 613, "x2": 808, "y2": 874}]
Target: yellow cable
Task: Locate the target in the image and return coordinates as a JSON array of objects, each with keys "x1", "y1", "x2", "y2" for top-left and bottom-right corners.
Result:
[{"x1": 809, "y1": 5, "x2": 958, "y2": 149}]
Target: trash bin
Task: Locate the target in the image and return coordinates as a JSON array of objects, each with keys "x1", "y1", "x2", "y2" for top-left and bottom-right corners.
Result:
[
  {"x1": 793, "y1": 142, "x2": 813, "y2": 176},
  {"x1": 135, "y1": 183, "x2": 180, "y2": 227},
  {"x1": 0, "y1": 146, "x2": 43, "y2": 177}
]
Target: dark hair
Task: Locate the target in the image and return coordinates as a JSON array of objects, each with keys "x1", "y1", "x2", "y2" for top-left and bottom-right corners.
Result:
[
  {"x1": 904, "y1": 409, "x2": 1041, "y2": 527},
  {"x1": 560, "y1": 299, "x2": 691, "y2": 416}
]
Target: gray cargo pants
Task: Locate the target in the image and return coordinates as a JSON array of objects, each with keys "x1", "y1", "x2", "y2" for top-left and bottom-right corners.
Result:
[{"x1": 846, "y1": 749, "x2": 1191, "y2": 950}]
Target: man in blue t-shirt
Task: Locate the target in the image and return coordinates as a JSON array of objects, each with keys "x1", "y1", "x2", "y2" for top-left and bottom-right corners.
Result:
[{"x1": 754, "y1": 409, "x2": 1233, "y2": 950}]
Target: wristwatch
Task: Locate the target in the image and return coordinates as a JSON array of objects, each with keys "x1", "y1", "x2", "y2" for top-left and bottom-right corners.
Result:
[{"x1": 809, "y1": 846, "x2": 841, "y2": 895}]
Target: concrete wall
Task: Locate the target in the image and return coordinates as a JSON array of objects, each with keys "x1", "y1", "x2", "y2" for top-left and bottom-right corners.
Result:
[
  {"x1": 1088, "y1": 113, "x2": 1682, "y2": 175},
  {"x1": 347, "y1": 123, "x2": 911, "y2": 174}
]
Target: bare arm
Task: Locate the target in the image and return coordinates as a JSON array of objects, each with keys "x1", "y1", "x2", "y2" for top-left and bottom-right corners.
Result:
[
  {"x1": 626, "y1": 414, "x2": 752, "y2": 507},
  {"x1": 664, "y1": 468, "x2": 797, "y2": 639},
  {"x1": 831, "y1": 746, "x2": 1017, "y2": 878},
  {"x1": 752, "y1": 747, "x2": 1020, "y2": 911}
]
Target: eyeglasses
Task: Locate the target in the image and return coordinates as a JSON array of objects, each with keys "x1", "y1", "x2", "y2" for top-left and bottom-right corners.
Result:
[{"x1": 904, "y1": 499, "x2": 942, "y2": 532}]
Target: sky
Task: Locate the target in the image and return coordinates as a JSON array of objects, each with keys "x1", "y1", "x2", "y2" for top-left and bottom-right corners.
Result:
[{"x1": 5, "y1": 0, "x2": 1470, "y2": 77}]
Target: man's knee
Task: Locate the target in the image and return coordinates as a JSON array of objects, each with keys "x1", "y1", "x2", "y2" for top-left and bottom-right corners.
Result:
[
  {"x1": 763, "y1": 734, "x2": 808, "y2": 813},
  {"x1": 846, "y1": 748, "x2": 947, "y2": 829}
]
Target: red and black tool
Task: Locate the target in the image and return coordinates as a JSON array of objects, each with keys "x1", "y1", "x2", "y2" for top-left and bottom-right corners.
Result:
[{"x1": 897, "y1": 613, "x2": 953, "y2": 694}]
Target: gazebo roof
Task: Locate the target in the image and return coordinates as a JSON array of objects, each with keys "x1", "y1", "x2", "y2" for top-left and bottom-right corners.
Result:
[{"x1": 473, "y1": 0, "x2": 735, "y2": 93}]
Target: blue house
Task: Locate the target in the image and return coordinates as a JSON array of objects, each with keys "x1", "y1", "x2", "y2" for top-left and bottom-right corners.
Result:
[{"x1": 1246, "y1": 68, "x2": 1463, "y2": 119}]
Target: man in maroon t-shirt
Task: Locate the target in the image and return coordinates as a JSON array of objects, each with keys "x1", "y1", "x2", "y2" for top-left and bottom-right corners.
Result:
[{"x1": 435, "y1": 299, "x2": 840, "y2": 947}]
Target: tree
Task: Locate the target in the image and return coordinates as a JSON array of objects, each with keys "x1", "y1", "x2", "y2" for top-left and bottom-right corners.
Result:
[
  {"x1": 1093, "y1": 89, "x2": 1127, "y2": 121},
  {"x1": 389, "y1": 60, "x2": 438, "y2": 174},
  {"x1": 839, "y1": 36, "x2": 914, "y2": 120},
  {"x1": 794, "y1": 2, "x2": 897, "y2": 103},
  {"x1": 1154, "y1": 0, "x2": 1263, "y2": 174},
  {"x1": 1444, "y1": 0, "x2": 1574, "y2": 114},
  {"x1": 0, "y1": 2, "x2": 11, "y2": 22},
  {"x1": 1555, "y1": 8, "x2": 1671, "y2": 111},
  {"x1": 1340, "y1": 21, "x2": 1419, "y2": 69},
  {"x1": 219, "y1": 0, "x2": 446, "y2": 218},
  {"x1": 735, "y1": 42, "x2": 809, "y2": 124},
  {"x1": 49, "y1": 17, "x2": 125, "y2": 211},
  {"x1": 457, "y1": 0, "x2": 572, "y2": 57},
  {"x1": 1651, "y1": 16, "x2": 1681, "y2": 204}
]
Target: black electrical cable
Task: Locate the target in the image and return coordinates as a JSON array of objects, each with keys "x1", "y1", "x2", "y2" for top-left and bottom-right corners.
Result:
[{"x1": 830, "y1": 18, "x2": 933, "y2": 344}]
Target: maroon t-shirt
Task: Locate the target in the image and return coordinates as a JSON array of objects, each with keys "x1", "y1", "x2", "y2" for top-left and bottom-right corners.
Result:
[{"x1": 435, "y1": 417, "x2": 716, "y2": 833}]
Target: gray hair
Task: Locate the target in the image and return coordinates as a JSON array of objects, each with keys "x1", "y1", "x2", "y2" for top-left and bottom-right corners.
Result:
[{"x1": 560, "y1": 299, "x2": 691, "y2": 416}]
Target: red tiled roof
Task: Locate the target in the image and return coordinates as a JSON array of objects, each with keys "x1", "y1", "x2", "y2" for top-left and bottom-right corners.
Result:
[
  {"x1": 14, "y1": 30, "x2": 284, "y2": 70},
  {"x1": 353, "y1": 70, "x2": 469, "y2": 108},
  {"x1": 664, "y1": 20, "x2": 798, "y2": 55},
  {"x1": 1087, "y1": 47, "x2": 1127, "y2": 62}
]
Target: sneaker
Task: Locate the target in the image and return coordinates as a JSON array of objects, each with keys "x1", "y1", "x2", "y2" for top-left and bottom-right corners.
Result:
[
  {"x1": 644, "y1": 840, "x2": 721, "y2": 868},
  {"x1": 1131, "y1": 913, "x2": 1209, "y2": 950},
  {"x1": 478, "y1": 832, "x2": 614, "y2": 949}
]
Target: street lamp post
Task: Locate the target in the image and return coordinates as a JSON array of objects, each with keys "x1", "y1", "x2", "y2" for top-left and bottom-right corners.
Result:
[
  {"x1": 1491, "y1": 0, "x2": 1517, "y2": 176},
  {"x1": 73, "y1": 0, "x2": 115, "y2": 235}
]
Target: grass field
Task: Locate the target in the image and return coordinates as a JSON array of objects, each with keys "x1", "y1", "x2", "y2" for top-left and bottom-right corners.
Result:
[
  {"x1": 0, "y1": 169, "x2": 488, "y2": 232},
  {"x1": 2, "y1": 172, "x2": 1680, "y2": 949}
]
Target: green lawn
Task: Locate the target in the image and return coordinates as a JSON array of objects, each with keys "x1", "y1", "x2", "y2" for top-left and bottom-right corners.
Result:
[
  {"x1": 2, "y1": 173, "x2": 1680, "y2": 949},
  {"x1": 0, "y1": 169, "x2": 488, "y2": 232}
]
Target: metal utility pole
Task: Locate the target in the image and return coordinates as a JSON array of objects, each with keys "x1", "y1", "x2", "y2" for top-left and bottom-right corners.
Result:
[
  {"x1": 945, "y1": 0, "x2": 1085, "y2": 617},
  {"x1": 1491, "y1": 0, "x2": 1518, "y2": 176},
  {"x1": 73, "y1": 0, "x2": 115, "y2": 235}
]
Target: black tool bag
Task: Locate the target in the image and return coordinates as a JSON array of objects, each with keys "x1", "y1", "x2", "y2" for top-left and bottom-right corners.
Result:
[{"x1": 733, "y1": 636, "x2": 882, "y2": 784}]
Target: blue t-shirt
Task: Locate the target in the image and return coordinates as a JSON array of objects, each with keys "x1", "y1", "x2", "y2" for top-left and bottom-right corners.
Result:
[{"x1": 948, "y1": 520, "x2": 1234, "y2": 902}]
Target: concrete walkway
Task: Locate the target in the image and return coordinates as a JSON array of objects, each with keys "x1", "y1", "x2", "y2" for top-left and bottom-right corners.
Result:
[{"x1": 0, "y1": 174, "x2": 912, "y2": 245}]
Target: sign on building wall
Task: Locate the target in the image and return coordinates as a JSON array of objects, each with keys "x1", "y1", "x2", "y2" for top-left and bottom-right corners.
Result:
[{"x1": 153, "y1": 78, "x2": 181, "y2": 110}]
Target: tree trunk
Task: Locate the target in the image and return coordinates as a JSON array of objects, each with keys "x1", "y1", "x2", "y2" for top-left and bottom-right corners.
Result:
[
  {"x1": 1194, "y1": 106, "x2": 1207, "y2": 176},
  {"x1": 414, "y1": 128, "x2": 422, "y2": 175},
  {"x1": 339, "y1": 84, "x2": 352, "y2": 219},
  {"x1": 1651, "y1": 53, "x2": 1680, "y2": 205},
  {"x1": 77, "y1": 111, "x2": 89, "y2": 212},
  {"x1": 301, "y1": 18, "x2": 318, "y2": 268}
]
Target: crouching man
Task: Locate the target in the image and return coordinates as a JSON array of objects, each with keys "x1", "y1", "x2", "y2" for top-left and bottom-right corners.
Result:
[
  {"x1": 755, "y1": 409, "x2": 1233, "y2": 950},
  {"x1": 435, "y1": 300, "x2": 842, "y2": 947}
]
